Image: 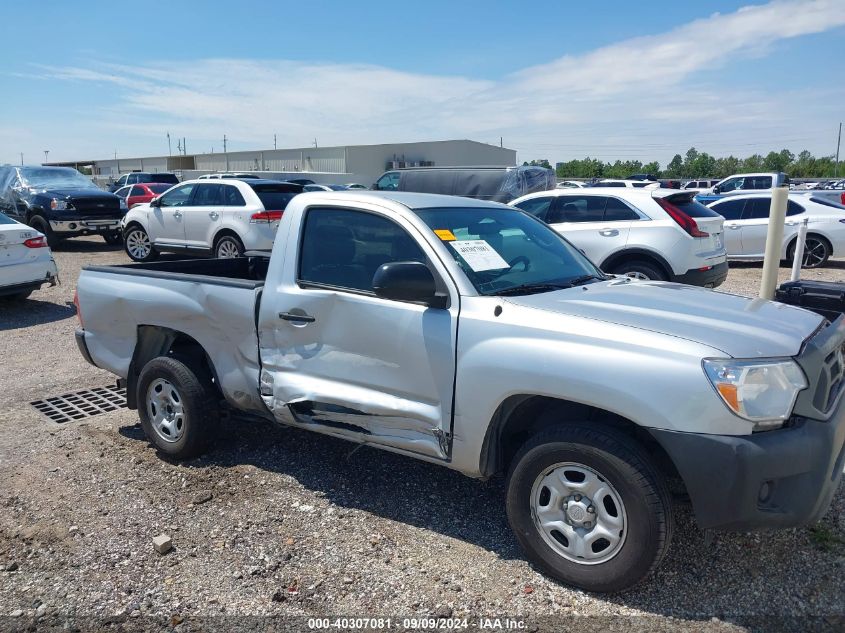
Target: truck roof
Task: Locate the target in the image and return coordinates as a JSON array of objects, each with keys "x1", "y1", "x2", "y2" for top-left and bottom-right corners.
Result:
[{"x1": 316, "y1": 190, "x2": 513, "y2": 210}]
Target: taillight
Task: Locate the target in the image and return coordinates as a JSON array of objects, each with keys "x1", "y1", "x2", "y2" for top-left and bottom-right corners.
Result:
[
  {"x1": 250, "y1": 210, "x2": 283, "y2": 224},
  {"x1": 73, "y1": 289, "x2": 83, "y2": 328},
  {"x1": 655, "y1": 197, "x2": 709, "y2": 237},
  {"x1": 841, "y1": 192, "x2": 845, "y2": 206},
  {"x1": 24, "y1": 236, "x2": 48, "y2": 248}
]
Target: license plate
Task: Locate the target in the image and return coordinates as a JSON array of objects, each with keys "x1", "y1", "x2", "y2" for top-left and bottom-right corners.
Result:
[{"x1": 715, "y1": 235, "x2": 723, "y2": 249}]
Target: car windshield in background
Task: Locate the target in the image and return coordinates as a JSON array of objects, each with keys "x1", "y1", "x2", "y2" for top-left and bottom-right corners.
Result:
[
  {"x1": 0, "y1": 212, "x2": 16, "y2": 224},
  {"x1": 250, "y1": 183, "x2": 302, "y2": 210},
  {"x1": 148, "y1": 174, "x2": 179, "y2": 184},
  {"x1": 147, "y1": 184, "x2": 173, "y2": 194},
  {"x1": 19, "y1": 167, "x2": 98, "y2": 190},
  {"x1": 414, "y1": 207, "x2": 604, "y2": 296}
]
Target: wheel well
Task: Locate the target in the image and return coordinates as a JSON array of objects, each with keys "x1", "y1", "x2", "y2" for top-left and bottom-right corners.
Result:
[
  {"x1": 126, "y1": 325, "x2": 222, "y2": 409},
  {"x1": 600, "y1": 250, "x2": 672, "y2": 278},
  {"x1": 479, "y1": 395, "x2": 682, "y2": 485},
  {"x1": 213, "y1": 229, "x2": 243, "y2": 248}
]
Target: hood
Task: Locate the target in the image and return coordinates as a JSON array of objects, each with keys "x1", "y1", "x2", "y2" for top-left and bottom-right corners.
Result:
[
  {"x1": 33, "y1": 187, "x2": 117, "y2": 199},
  {"x1": 506, "y1": 279, "x2": 823, "y2": 358}
]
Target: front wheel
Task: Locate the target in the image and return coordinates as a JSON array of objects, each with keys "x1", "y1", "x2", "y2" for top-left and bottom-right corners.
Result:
[
  {"x1": 506, "y1": 425, "x2": 673, "y2": 593},
  {"x1": 124, "y1": 224, "x2": 158, "y2": 262},
  {"x1": 610, "y1": 260, "x2": 666, "y2": 281},
  {"x1": 29, "y1": 215, "x2": 59, "y2": 249},
  {"x1": 137, "y1": 356, "x2": 219, "y2": 460}
]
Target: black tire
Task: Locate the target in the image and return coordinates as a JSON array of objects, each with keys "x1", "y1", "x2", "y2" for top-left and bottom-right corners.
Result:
[
  {"x1": 102, "y1": 230, "x2": 123, "y2": 246},
  {"x1": 788, "y1": 235, "x2": 831, "y2": 269},
  {"x1": 506, "y1": 424, "x2": 673, "y2": 593},
  {"x1": 214, "y1": 234, "x2": 244, "y2": 259},
  {"x1": 29, "y1": 215, "x2": 59, "y2": 249},
  {"x1": 610, "y1": 260, "x2": 666, "y2": 281},
  {"x1": 136, "y1": 356, "x2": 219, "y2": 460},
  {"x1": 123, "y1": 224, "x2": 159, "y2": 262}
]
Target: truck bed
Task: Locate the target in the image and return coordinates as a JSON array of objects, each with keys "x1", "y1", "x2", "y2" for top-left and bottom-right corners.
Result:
[{"x1": 77, "y1": 256, "x2": 269, "y2": 416}]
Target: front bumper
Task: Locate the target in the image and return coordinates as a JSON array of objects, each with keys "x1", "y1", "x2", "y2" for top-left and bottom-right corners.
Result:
[
  {"x1": 650, "y1": 392, "x2": 845, "y2": 531},
  {"x1": 673, "y1": 261, "x2": 729, "y2": 288},
  {"x1": 50, "y1": 218, "x2": 122, "y2": 234}
]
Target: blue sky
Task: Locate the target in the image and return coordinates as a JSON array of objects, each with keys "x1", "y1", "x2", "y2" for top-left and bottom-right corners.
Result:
[{"x1": 1, "y1": 0, "x2": 844, "y2": 167}]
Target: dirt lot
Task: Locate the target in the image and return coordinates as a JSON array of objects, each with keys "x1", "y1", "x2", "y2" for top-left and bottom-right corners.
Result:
[{"x1": 1, "y1": 237, "x2": 844, "y2": 632}]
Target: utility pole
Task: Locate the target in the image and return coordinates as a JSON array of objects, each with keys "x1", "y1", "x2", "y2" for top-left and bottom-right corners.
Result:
[
  {"x1": 183, "y1": 137, "x2": 186, "y2": 156},
  {"x1": 223, "y1": 134, "x2": 228, "y2": 153},
  {"x1": 274, "y1": 134, "x2": 277, "y2": 150},
  {"x1": 836, "y1": 122, "x2": 842, "y2": 178},
  {"x1": 19, "y1": 152, "x2": 23, "y2": 165},
  {"x1": 43, "y1": 150, "x2": 49, "y2": 163},
  {"x1": 500, "y1": 136, "x2": 503, "y2": 148},
  {"x1": 167, "y1": 132, "x2": 172, "y2": 157},
  {"x1": 313, "y1": 138, "x2": 318, "y2": 148}
]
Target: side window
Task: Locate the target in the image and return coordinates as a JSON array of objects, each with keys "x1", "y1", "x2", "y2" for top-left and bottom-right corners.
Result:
[
  {"x1": 513, "y1": 197, "x2": 553, "y2": 222},
  {"x1": 551, "y1": 196, "x2": 606, "y2": 223},
  {"x1": 159, "y1": 183, "x2": 197, "y2": 207},
  {"x1": 192, "y1": 183, "x2": 225, "y2": 206},
  {"x1": 116, "y1": 175, "x2": 128, "y2": 187},
  {"x1": 711, "y1": 199, "x2": 745, "y2": 221},
  {"x1": 741, "y1": 198, "x2": 770, "y2": 220},
  {"x1": 719, "y1": 178, "x2": 742, "y2": 192},
  {"x1": 604, "y1": 197, "x2": 640, "y2": 221},
  {"x1": 375, "y1": 172, "x2": 400, "y2": 191},
  {"x1": 223, "y1": 186, "x2": 246, "y2": 206},
  {"x1": 129, "y1": 185, "x2": 146, "y2": 198},
  {"x1": 786, "y1": 200, "x2": 804, "y2": 216},
  {"x1": 298, "y1": 208, "x2": 426, "y2": 293},
  {"x1": 126, "y1": 174, "x2": 138, "y2": 185},
  {"x1": 115, "y1": 186, "x2": 130, "y2": 199}
]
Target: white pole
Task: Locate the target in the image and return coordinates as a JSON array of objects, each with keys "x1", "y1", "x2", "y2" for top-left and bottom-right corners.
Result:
[
  {"x1": 759, "y1": 186, "x2": 789, "y2": 300},
  {"x1": 789, "y1": 218, "x2": 809, "y2": 282}
]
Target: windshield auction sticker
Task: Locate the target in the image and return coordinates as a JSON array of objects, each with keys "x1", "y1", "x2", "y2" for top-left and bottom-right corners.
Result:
[
  {"x1": 434, "y1": 229, "x2": 456, "y2": 241},
  {"x1": 450, "y1": 239, "x2": 508, "y2": 271}
]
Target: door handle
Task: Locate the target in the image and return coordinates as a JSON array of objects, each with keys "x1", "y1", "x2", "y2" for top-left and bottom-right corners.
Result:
[
  {"x1": 726, "y1": 224, "x2": 741, "y2": 230},
  {"x1": 599, "y1": 228, "x2": 619, "y2": 237},
  {"x1": 279, "y1": 311, "x2": 316, "y2": 323},
  {"x1": 173, "y1": 211, "x2": 183, "y2": 219},
  {"x1": 209, "y1": 211, "x2": 219, "y2": 220}
]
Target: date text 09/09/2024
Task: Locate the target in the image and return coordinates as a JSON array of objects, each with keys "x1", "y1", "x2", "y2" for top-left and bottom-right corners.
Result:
[{"x1": 307, "y1": 617, "x2": 527, "y2": 630}]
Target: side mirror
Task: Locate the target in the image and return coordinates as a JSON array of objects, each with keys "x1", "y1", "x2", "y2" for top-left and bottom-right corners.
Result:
[
  {"x1": 372, "y1": 261, "x2": 446, "y2": 308},
  {"x1": 150, "y1": 197, "x2": 161, "y2": 208},
  {"x1": 712, "y1": 185, "x2": 721, "y2": 194}
]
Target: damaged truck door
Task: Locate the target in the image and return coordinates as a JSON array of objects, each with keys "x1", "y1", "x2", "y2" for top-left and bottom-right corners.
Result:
[{"x1": 256, "y1": 205, "x2": 458, "y2": 459}]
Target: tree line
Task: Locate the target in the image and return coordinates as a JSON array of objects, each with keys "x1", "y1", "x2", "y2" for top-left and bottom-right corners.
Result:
[{"x1": 544, "y1": 148, "x2": 841, "y2": 180}]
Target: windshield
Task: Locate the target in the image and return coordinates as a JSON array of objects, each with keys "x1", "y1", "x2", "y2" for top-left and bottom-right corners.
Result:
[
  {"x1": 19, "y1": 167, "x2": 97, "y2": 190},
  {"x1": 414, "y1": 207, "x2": 604, "y2": 295},
  {"x1": 250, "y1": 183, "x2": 301, "y2": 210}
]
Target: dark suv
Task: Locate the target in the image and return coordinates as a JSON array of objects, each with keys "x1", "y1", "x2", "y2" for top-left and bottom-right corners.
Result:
[
  {"x1": 108, "y1": 172, "x2": 179, "y2": 192},
  {"x1": 0, "y1": 166, "x2": 125, "y2": 247}
]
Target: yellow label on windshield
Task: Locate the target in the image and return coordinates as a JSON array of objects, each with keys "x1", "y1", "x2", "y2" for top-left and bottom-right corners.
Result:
[{"x1": 434, "y1": 229, "x2": 456, "y2": 241}]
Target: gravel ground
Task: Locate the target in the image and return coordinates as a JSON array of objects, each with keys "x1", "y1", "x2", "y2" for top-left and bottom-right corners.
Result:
[{"x1": 1, "y1": 237, "x2": 844, "y2": 632}]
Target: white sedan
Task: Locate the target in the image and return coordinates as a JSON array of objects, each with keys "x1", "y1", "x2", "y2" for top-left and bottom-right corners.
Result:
[
  {"x1": 0, "y1": 211, "x2": 59, "y2": 300},
  {"x1": 707, "y1": 192, "x2": 845, "y2": 268}
]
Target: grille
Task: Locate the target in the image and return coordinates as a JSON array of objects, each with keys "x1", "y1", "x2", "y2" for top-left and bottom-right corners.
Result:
[
  {"x1": 813, "y1": 344, "x2": 845, "y2": 413},
  {"x1": 30, "y1": 385, "x2": 126, "y2": 424},
  {"x1": 71, "y1": 196, "x2": 121, "y2": 214}
]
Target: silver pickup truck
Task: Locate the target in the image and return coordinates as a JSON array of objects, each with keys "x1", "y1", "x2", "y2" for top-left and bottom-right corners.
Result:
[{"x1": 75, "y1": 191, "x2": 845, "y2": 593}]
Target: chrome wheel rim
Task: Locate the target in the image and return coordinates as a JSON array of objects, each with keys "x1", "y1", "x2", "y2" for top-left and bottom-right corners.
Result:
[
  {"x1": 530, "y1": 462, "x2": 627, "y2": 565},
  {"x1": 802, "y1": 238, "x2": 827, "y2": 268},
  {"x1": 216, "y1": 239, "x2": 240, "y2": 258},
  {"x1": 146, "y1": 378, "x2": 185, "y2": 443},
  {"x1": 126, "y1": 229, "x2": 151, "y2": 259},
  {"x1": 623, "y1": 271, "x2": 650, "y2": 280}
]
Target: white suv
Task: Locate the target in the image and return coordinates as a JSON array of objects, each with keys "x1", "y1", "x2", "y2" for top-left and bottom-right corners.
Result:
[
  {"x1": 510, "y1": 187, "x2": 728, "y2": 287},
  {"x1": 121, "y1": 179, "x2": 303, "y2": 261}
]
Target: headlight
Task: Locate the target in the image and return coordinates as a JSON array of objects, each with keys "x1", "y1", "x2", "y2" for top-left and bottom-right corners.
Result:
[
  {"x1": 50, "y1": 198, "x2": 71, "y2": 210},
  {"x1": 703, "y1": 359, "x2": 808, "y2": 430},
  {"x1": 119, "y1": 198, "x2": 128, "y2": 211}
]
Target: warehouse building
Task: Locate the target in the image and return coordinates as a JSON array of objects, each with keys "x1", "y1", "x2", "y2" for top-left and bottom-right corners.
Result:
[{"x1": 54, "y1": 140, "x2": 516, "y2": 188}]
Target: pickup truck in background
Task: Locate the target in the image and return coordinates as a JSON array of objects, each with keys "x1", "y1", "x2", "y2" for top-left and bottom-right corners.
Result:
[
  {"x1": 75, "y1": 191, "x2": 845, "y2": 593},
  {"x1": 695, "y1": 171, "x2": 790, "y2": 205}
]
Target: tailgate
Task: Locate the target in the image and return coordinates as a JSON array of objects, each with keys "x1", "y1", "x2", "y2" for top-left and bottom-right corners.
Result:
[
  {"x1": 0, "y1": 225, "x2": 40, "y2": 268},
  {"x1": 662, "y1": 191, "x2": 725, "y2": 255}
]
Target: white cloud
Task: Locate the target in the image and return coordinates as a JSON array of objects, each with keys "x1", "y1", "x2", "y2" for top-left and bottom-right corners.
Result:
[{"x1": 7, "y1": 0, "x2": 845, "y2": 165}]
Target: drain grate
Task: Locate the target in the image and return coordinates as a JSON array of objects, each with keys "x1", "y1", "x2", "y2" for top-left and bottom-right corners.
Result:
[{"x1": 30, "y1": 385, "x2": 127, "y2": 424}]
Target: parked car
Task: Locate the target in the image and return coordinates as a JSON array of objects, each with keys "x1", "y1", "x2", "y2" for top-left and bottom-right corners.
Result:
[
  {"x1": 588, "y1": 179, "x2": 659, "y2": 189},
  {"x1": 707, "y1": 192, "x2": 845, "y2": 268},
  {"x1": 302, "y1": 184, "x2": 349, "y2": 192},
  {"x1": 372, "y1": 165, "x2": 555, "y2": 203},
  {"x1": 682, "y1": 179, "x2": 720, "y2": 193},
  {"x1": 286, "y1": 178, "x2": 316, "y2": 186},
  {"x1": 197, "y1": 173, "x2": 260, "y2": 180},
  {"x1": 556, "y1": 180, "x2": 586, "y2": 189},
  {"x1": 108, "y1": 172, "x2": 179, "y2": 192},
  {"x1": 0, "y1": 211, "x2": 58, "y2": 300},
  {"x1": 344, "y1": 183, "x2": 368, "y2": 189},
  {"x1": 121, "y1": 179, "x2": 303, "y2": 261},
  {"x1": 510, "y1": 187, "x2": 727, "y2": 287},
  {"x1": 115, "y1": 183, "x2": 174, "y2": 209},
  {"x1": 695, "y1": 172, "x2": 790, "y2": 205},
  {"x1": 0, "y1": 166, "x2": 125, "y2": 247},
  {"x1": 76, "y1": 190, "x2": 845, "y2": 593},
  {"x1": 626, "y1": 173, "x2": 658, "y2": 182}
]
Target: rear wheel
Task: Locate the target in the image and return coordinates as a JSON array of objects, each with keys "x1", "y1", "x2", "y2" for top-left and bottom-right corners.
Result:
[
  {"x1": 610, "y1": 260, "x2": 666, "y2": 281},
  {"x1": 102, "y1": 230, "x2": 123, "y2": 246},
  {"x1": 506, "y1": 425, "x2": 673, "y2": 593},
  {"x1": 124, "y1": 224, "x2": 158, "y2": 262},
  {"x1": 137, "y1": 356, "x2": 219, "y2": 460},
  {"x1": 788, "y1": 235, "x2": 831, "y2": 269},
  {"x1": 29, "y1": 215, "x2": 59, "y2": 249},
  {"x1": 214, "y1": 234, "x2": 244, "y2": 259}
]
